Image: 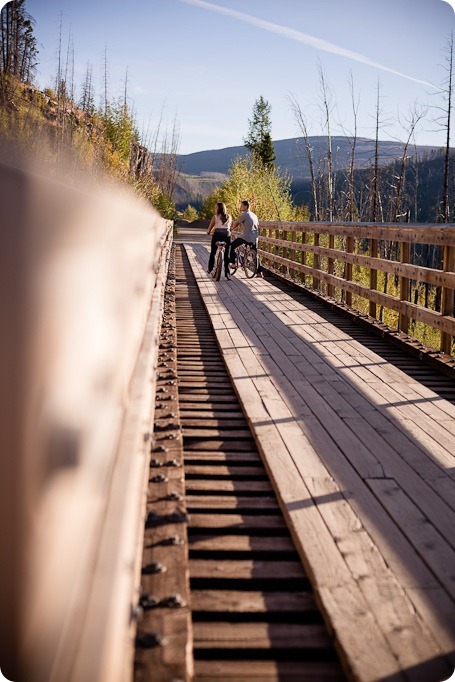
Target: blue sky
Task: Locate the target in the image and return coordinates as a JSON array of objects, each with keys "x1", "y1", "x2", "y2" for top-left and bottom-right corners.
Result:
[{"x1": 19, "y1": 0, "x2": 455, "y2": 153}]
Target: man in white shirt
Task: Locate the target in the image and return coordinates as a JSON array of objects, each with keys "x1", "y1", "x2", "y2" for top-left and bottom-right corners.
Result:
[{"x1": 230, "y1": 200, "x2": 263, "y2": 277}]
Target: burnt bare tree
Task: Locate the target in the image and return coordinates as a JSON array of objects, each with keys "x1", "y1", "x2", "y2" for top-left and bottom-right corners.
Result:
[
  {"x1": 157, "y1": 114, "x2": 181, "y2": 199},
  {"x1": 390, "y1": 103, "x2": 427, "y2": 223},
  {"x1": 440, "y1": 32, "x2": 453, "y2": 224},
  {"x1": 347, "y1": 74, "x2": 359, "y2": 222},
  {"x1": 102, "y1": 46, "x2": 109, "y2": 117},
  {"x1": 337, "y1": 72, "x2": 360, "y2": 221},
  {"x1": 317, "y1": 63, "x2": 334, "y2": 221},
  {"x1": 289, "y1": 93, "x2": 320, "y2": 220},
  {"x1": 426, "y1": 32, "x2": 454, "y2": 311},
  {"x1": 371, "y1": 82, "x2": 382, "y2": 223}
]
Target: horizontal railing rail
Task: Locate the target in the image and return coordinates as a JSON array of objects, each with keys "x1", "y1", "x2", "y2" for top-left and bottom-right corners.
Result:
[{"x1": 258, "y1": 221, "x2": 455, "y2": 355}]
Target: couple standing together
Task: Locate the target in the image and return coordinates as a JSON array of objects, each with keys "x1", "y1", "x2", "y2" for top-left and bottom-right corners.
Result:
[{"x1": 207, "y1": 201, "x2": 264, "y2": 279}]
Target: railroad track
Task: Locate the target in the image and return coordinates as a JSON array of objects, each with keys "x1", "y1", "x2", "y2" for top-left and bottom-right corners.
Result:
[{"x1": 174, "y1": 245, "x2": 346, "y2": 681}]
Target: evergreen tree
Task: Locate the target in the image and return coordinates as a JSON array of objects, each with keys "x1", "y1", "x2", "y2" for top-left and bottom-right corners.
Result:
[
  {"x1": 102, "y1": 95, "x2": 136, "y2": 163},
  {"x1": 0, "y1": 0, "x2": 38, "y2": 83},
  {"x1": 244, "y1": 96, "x2": 276, "y2": 167}
]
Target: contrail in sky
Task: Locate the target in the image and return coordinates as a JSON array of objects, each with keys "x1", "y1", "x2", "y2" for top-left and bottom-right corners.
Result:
[{"x1": 179, "y1": 0, "x2": 438, "y2": 89}]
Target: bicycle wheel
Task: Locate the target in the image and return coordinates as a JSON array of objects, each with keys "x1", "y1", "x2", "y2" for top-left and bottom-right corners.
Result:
[
  {"x1": 244, "y1": 249, "x2": 258, "y2": 278},
  {"x1": 213, "y1": 249, "x2": 223, "y2": 281}
]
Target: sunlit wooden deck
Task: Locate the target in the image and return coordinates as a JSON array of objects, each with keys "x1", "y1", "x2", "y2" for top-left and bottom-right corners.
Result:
[{"x1": 177, "y1": 225, "x2": 455, "y2": 682}]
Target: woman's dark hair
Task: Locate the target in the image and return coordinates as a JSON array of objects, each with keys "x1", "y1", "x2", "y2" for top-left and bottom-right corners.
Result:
[{"x1": 216, "y1": 201, "x2": 229, "y2": 224}]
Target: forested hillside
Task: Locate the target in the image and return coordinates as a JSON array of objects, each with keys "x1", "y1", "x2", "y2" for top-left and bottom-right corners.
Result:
[
  {"x1": 0, "y1": 1, "x2": 179, "y2": 219},
  {"x1": 289, "y1": 149, "x2": 454, "y2": 223},
  {"x1": 173, "y1": 138, "x2": 452, "y2": 222}
]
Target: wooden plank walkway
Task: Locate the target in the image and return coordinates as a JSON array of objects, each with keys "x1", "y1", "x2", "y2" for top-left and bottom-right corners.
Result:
[{"x1": 177, "y1": 227, "x2": 455, "y2": 682}]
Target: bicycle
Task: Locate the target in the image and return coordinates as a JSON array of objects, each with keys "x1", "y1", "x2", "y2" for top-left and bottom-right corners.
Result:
[
  {"x1": 211, "y1": 240, "x2": 227, "y2": 281},
  {"x1": 229, "y1": 242, "x2": 258, "y2": 279}
]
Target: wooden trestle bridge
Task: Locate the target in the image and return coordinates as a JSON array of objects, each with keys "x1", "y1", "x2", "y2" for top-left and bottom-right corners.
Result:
[{"x1": 1, "y1": 165, "x2": 454, "y2": 682}]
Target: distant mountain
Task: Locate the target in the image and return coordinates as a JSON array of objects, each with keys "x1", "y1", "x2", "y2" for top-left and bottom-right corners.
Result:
[
  {"x1": 176, "y1": 136, "x2": 443, "y2": 178},
  {"x1": 174, "y1": 136, "x2": 444, "y2": 208}
]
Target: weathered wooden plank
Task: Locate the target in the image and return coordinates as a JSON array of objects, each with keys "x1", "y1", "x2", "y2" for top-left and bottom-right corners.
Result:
[
  {"x1": 191, "y1": 589, "x2": 316, "y2": 613},
  {"x1": 181, "y1": 417, "x2": 247, "y2": 427},
  {"x1": 178, "y1": 394, "x2": 239, "y2": 403},
  {"x1": 182, "y1": 428, "x2": 253, "y2": 439},
  {"x1": 183, "y1": 451, "x2": 262, "y2": 463},
  {"x1": 178, "y1": 401, "x2": 240, "y2": 411},
  {"x1": 186, "y1": 495, "x2": 279, "y2": 510},
  {"x1": 194, "y1": 660, "x2": 346, "y2": 681},
  {"x1": 178, "y1": 380, "x2": 233, "y2": 388},
  {"x1": 188, "y1": 514, "x2": 288, "y2": 530},
  {"x1": 188, "y1": 535, "x2": 296, "y2": 553},
  {"x1": 185, "y1": 465, "x2": 268, "y2": 477},
  {"x1": 189, "y1": 559, "x2": 307, "y2": 580},
  {"x1": 193, "y1": 622, "x2": 331, "y2": 649},
  {"x1": 184, "y1": 440, "x2": 260, "y2": 452},
  {"x1": 186, "y1": 480, "x2": 273, "y2": 494},
  {"x1": 367, "y1": 479, "x2": 455, "y2": 598},
  {"x1": 178, "y1": 388, "x2": 237, "y2": 397},
  {"x1": 303, "y1": 476, "x2": 449, "y2": 678},
  {"x1": 177, "y1": 361, "x2": 226, "y2": 368}
]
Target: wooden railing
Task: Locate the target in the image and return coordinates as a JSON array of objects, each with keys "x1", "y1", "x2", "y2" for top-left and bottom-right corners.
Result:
[
  {"x1": 258, "y1": 221, "x2": 455, "y2": 355},
  {"x1": 0, "y1": 161, "x2": 173, "y2": 682}
]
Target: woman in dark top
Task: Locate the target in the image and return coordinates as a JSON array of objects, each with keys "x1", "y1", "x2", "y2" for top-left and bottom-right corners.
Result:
[{"x1": 207, "y1": 201, "x2": 232, "y2": 279}]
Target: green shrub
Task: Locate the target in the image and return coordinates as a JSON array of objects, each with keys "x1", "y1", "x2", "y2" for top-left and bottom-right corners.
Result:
[
  {"x1": 181, "y1": 204, "x2": 199, "y2": 221},
  {"x1": 200, "y1": 155, "x2": 307, "y2": 222}
]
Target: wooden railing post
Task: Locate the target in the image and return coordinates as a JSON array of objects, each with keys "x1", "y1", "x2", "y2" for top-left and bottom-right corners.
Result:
[
  {"x1": 291, "y1": 229, "x2": 296, "y2": 280},
  {"x1": 328, "y1": 231, "x2": 335, "y2": 298},
  {"x1": 399, "y1": 241, "x2": 411, "y2": 333},
  {"x1": 345, "y1": 233, "x2": 355, "y2": 307},
  {"x1": 301, "y1": 229, "x2": 307, "y2": 285},
  {"x1": 285, "y1": 229, "x2": 289, "y2": 275},
  {"x1": 369, "y1": 237, "x2": 378, "y2": 318},
  {"x1": 313, "y1": 232, "x2": 320, "y2": 290},
  {"x1": 441, "y1": 244, "x2": 455, "y2": 354},
  {"x1": 275, "y1": 228, "x2": 280, "y2": 272},
  {"x1": 269, "y1": 226, "x2": 274, "y2": 270}
]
